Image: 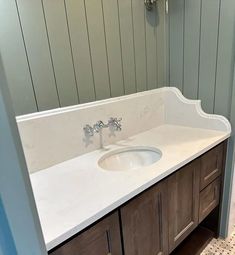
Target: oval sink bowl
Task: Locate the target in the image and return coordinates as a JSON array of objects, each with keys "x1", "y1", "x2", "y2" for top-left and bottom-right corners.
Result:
[{"x1": 98, "y1": 146, "x2": 162, "y2": 171}]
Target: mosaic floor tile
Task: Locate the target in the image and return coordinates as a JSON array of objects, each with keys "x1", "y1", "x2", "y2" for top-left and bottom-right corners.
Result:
[{"x1": 201, "y1": 227, "x2": 235, "y2": 255}]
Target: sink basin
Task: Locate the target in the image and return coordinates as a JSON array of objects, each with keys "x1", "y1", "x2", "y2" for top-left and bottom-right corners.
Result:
[{"x1": 98, "y1": 146, "x2": 162, "y2": 171}]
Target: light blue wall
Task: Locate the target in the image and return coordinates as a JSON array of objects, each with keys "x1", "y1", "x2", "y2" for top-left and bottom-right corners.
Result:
[
  {"x1": 0, "y1": 198, "x2": 17, "y2": 255},
  {"x1": 0, "y1": 56, "x2": 47, "y2": 254},
  {"x1": 168, "y1": 0, "x2": 235, "y2": 236}
]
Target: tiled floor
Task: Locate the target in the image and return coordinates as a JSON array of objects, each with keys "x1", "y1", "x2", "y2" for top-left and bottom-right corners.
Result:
[{"x1": 201, "y1": 227, "x2": 235, "y2": 255}]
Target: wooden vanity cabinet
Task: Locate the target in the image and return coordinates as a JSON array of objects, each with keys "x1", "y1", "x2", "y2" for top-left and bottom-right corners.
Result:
[
  {"x1": 49, "y1": 141, "x2": 226, "y2": 255},
  {"x1": 167, "y1": 160, "x2": 200, "y2": 253},
  {"x1": 120, "y1": 181, "x2": 168, "y2": 255},
  {"x1": 50, "y1": 211, "x2": 122, "y2": 255}
]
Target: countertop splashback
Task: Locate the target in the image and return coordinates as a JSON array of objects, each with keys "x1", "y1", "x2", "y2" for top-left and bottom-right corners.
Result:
[
  {"x1": 17, "y1": 89, "x2": 165, "y2": 173},
  {"x1": 16, "y1": 87, "x2": 231, "y2": 173}
]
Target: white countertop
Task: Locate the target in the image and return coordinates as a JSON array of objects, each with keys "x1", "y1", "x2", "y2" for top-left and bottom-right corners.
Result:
[{"x1": 30, "y1": 124, "x2": 230, "y2": 250}]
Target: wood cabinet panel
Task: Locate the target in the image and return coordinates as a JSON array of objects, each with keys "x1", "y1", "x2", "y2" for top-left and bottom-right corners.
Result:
[
  {"x1": 168, "y1": 160, "x2": 200, "y2": 252},
  {"x1": 200, "y1": 143, "x2": 223, "y2": 190},
  {"x1": 199, "y1": 178, "x2": 221, "y2": 223},
  {"x1": 121, "y1": 181, "x2": 168, "y2": 255},
  {"x1": 50, "y1": 211, "x2": 122, "y2": 255}
]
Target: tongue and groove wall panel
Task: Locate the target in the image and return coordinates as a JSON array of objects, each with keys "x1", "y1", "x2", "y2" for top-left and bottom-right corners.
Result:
[{"x1": 0, "y1": 0, "x2": 167, "y2": 115}]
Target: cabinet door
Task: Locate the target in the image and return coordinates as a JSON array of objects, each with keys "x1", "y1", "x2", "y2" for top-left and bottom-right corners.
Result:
[
  {"x1": 199, "y1": 178, "x2": 221, "y2": 223},
  {"x1": 50, "y1": 211, "x2": 122, "y2": 255},
  {"x1": 168, "y1": 160, "x2": 200, "y2": 252},
  {"x1": 200, "y1": 143, "x2": 224, "y2": 190},
  {"x1": 120, "y1": 181, "x2": 168, "y2": 255}
]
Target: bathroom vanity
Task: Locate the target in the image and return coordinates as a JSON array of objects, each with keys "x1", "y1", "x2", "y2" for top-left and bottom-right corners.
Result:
[
  {"x1": 16, "y1": 87, "x2": 231, "y2": 254},
  {"x1": 48, "y1": 141, "x2": 227, "y2": 255}
]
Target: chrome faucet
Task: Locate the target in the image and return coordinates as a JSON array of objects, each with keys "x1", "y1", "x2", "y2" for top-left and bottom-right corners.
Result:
[
  {"x1": 144, "y1": 0, "x2": 158, "y2": 11},
  {"x1": 93, "y1": 120, "x2": 107, "y2": 133},
  {"x1": 83, "y1": 124, "x2": 94, "y2": 137},
  {"x1": 83, "y1": 117, "x2": 122, "y2": 137},
  {"x1": 108, "y1": 117, "x2": 122, "y2": 131}
]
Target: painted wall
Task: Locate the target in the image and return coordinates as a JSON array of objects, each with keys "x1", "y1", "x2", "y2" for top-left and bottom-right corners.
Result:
[
  {"x1": 229, "y1": 165, "x2": 235, "y2": 234},
  {"x1": 169, "y1": 0, "x2": 234, "y2": 117},
  {"x1": 0, "y1": 0, "x2": 167, "y2": 115},
  {"x1": 0, "y1": 198, "x2": 17, "y2": 255},
  {"x1": 168, "y1": 0, "x2": 235, "y2": 236},
  {"x1": 0, "y1": 56, "x2": 47, "y2": 254},
  {"x1": 228, "y1": 74, "x2": 235, "y2": 235}
]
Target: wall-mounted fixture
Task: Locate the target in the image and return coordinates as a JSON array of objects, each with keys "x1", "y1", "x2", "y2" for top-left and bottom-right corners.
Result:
[
  {"x1": 144, "y1": 0, "x2": 158, "y2": 11},
  {"x1": 83, "y1": 117, "x2": 122, "y2": 138},
  {"x1": 83, "y1": 117, "x2": 122, "y2": 149}
]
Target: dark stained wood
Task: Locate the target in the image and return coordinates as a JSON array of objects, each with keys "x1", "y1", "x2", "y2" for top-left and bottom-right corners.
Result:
[
  {"x1": 170, "y1": 226, "x2": 215, "y2": 255},
  {"x1": 50, "y1": 211, "x2": 122, "y2": 255},
  {"x1": 171, "y1": 139, "x2": 227, "y2": 254},
  {"x1": 167, "y1": 160, "x2": 200, "y2": 253},
  {"x1": 200, "y1": 141, "x2": 227, "y2": 236},
  {"x1": 200, "y1": 206, "x2": 220, "y2": 236},
  {"x1": 199, "y1": 178, "x2": 221, "y2": 223},
  {"x1": 120, "y1": 181, "x2": 168, "y2": 255},
  {"x1": 200, "y1": 143, "x2": 224, "y2": 190}
]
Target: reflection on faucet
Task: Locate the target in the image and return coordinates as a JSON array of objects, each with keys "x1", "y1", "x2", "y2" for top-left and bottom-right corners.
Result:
[{"x1": 108, "y1": 117, "x2": 122, "y2": 132}]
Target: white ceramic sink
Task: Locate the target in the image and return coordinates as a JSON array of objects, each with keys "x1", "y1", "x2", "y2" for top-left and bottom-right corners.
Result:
[{"x1": 98, "y1": 146, "x2": 162, "y2": 171}]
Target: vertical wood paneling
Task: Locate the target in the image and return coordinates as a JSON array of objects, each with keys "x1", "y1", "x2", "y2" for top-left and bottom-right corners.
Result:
[
  {"x1": 214, "y1": 0, "x2": 235, "y2": 117},
  {"x1": 85, "y1": 0, "x2": 111, "y2": 100},
  {"x1": 1, "y1": 0, "x2": 167, "y2": 114},
  {"x1": 198, "y1": 0, "x2": 220, "y2": 113},
  {"x1": 169, "y1": 0, "x2": 235, "y2": 116},
  {"x1": 156, "y1": 0, "x2": 167, "y2": 87},
  {"x1": 42, "y1": 0, "x2": 79, "y2": 106},
  {"x1": 132, "y1": 0, "x2": 147, "y2": 92},
  {"x1": 183, "y1": 0, "x2": 201, "y2": 99},
  {"x1": 16, "y1": 0, "x2": 60, "y2": 111},
  {"x1": 169, "y1": 0, "x2": 184, "y2": 91},
  {"x1": 102, "y1": 0, "x2": 124, "y2": 97},
  {"x1": 65, "y1": 0, "x2": 95, "y2": 103},
  {"x1": 0, "y1": 0, "x2": 37, "y2": 115},
  {"x1": 145, "y1": 8, "x2": 158, "y2": 89},
  {"x1": 118, "y1": 0, "x2": 136, "y2": 94}
]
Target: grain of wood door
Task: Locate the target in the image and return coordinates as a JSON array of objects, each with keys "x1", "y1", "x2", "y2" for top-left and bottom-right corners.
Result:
[
  {"x1": 199, "y1": 178, "x2": 221, "y2": 223},
  {"x1": 168, "y1": 160, "x2": 200, "y2": 252},
  {"x1": 200, "y1": 143, "x2": 224, "y2": 190},
  {"x1": 50, "y1": 211, "x2": 122, "y2": 255},
  {"x1": 120, "y1": 181, "x2": 168, "y2": 255}
]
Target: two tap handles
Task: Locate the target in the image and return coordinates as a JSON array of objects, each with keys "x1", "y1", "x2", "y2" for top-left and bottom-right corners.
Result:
[{"x1": 83, "y1": 117, "x2": 122, "y2": 137}]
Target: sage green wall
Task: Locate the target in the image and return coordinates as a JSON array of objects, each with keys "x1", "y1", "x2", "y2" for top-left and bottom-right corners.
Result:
[
  {"x1": 168, "y1": 0, "x2": 235, "y2": 236},
  {"x1": 169, "y1": 0, "x2": 235, "y2": 118},
  {"x1": 0, "y1": 0, "x2": 167, "y2": 115}
]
